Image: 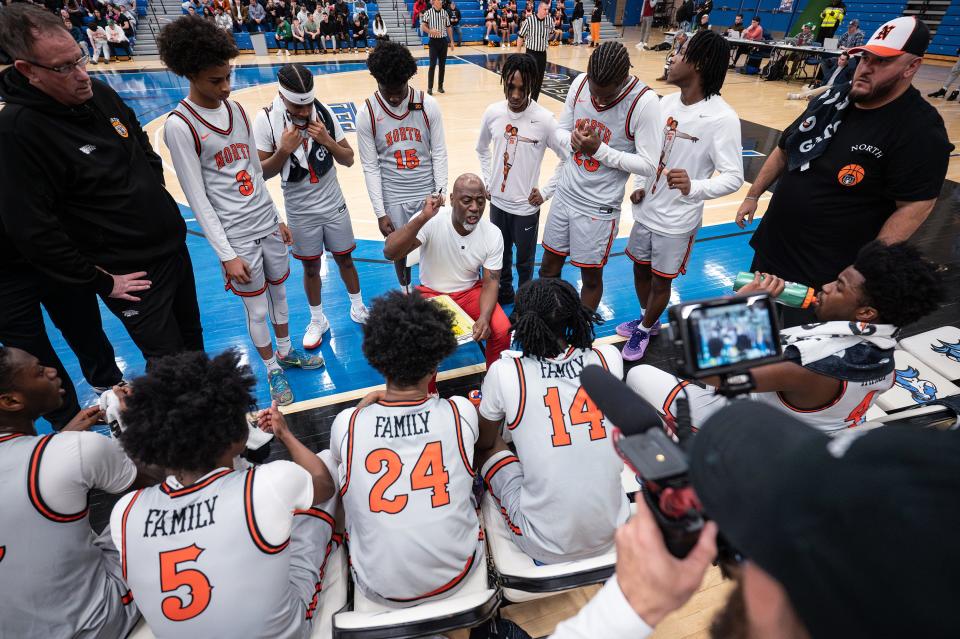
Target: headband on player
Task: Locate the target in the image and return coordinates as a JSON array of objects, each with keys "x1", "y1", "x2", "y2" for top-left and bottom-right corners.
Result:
[{"x1": 278, "y1": 85, "x2": 315, "y2": 105}]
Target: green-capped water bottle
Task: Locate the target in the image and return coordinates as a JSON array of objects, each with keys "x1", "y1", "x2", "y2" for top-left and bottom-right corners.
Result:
[{"x1": 732, "y1": 272, "x2": 816, "y2": 309}]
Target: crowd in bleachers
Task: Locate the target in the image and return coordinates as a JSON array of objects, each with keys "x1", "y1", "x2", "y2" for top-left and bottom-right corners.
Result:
[{"x1": 0, "y1": 0, "x2": 139, "y2": 61}]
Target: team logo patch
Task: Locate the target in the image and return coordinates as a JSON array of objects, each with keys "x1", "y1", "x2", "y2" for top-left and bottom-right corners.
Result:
[
  {"x1": 837, "y1": 163, "x2": 864, "y2": 186},
  {"x1": 799, "y1": 115, "x2": 817, "y2": 132},
  {"x1": 111, "y1": 117, "x2": 129, "y2": 138}
]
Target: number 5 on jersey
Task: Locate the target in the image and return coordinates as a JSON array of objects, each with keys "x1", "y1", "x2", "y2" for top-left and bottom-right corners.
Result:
[
  {"x1": 159, "y1": 544, "x2": 213, "y2": 621},
  {"x1": 393, "y1": 149, "x2": 421, "y2": 170}
]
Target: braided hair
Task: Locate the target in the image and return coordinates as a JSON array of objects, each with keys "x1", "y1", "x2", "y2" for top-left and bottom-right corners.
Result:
[
  {"x1": 587, "y1": 41, "x2": 631, "y2": 88},
  {"x1": 511, "y1": 279, "x2": 601, "y2": 359},
  {"x1": 278, "y1": 62, "x2": 314, "y2": 93},
  {"x1": 682, "y1": 30, "x2": 730, "y2": 98},
  {"x1": 500, "y1": 53, "x2": 539, "y2": 102}
]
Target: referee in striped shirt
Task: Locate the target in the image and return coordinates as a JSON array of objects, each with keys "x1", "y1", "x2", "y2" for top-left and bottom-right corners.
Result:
[
  {"x1": 518, "y1": 0, "x2": 551, "y2": 100},
  {"x1": 421, "y1": 0, "x2": 454, "y2": 95}
]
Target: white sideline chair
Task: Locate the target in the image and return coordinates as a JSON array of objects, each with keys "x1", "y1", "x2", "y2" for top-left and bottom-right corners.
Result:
[
  {"x1": 480, "y1": 494, "x2": 617, "y2": 604},
  {"x1": 899, "y1": 326, "x2": 960, "y2": 382},
  {"x1": 332, "y1": 546, "x2": 500, "y2": 639},
  {"x1": 125, "y1": 540, "x2": 350, "y2": 639},
  {"x1": 875, "y1": 350, "x2": 960, "y2": 412}
]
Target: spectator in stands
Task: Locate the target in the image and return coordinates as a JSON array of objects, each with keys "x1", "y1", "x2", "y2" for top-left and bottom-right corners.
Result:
[
  {"x1": 275, "y1": 14, "x2": 292, "y2": 54},
  {"x1": 115, "y1": 8, "x2": 135, "y2": 44},
  {"x1": 303, "y1": 11, "x2": 319, "y2": 49},
  {"x1": 63, "y1": 15, "x2": 90, "y2": 55},
  {"x1": 213, "y1": 0, "x2": 232, "y2": 18},
  {"x1": 656, "y1": 29, "x2": 685, "y2": 80},
  {"x1": 65, "y1": 0, "x2": 86, "y2": 27},
  {"x1": 90, "y1": 7, "x2": 105, "y2": 25},
  {"x1": 351, "y1": 13, "x2": 367, "y2": 51},
  {"x1": 730, "y1": 15, "x2": 762, "y2": 68},
  {"x1": 637, "y1": 0, "x2": 655, "y2": 47},
  {"x1": 412, "y1": 0, "x2": 425, "y2": 31},
  {"x1": 483, "y1": 0, "x2": 496, "y2": 42},
  {"x1": 87, "y1": 20, "x2": 110, "y2": 63},
  {"x1": 0, "y1": 346, "x2": 149, "y2": 639},
  {"x1": 245, "y1": 0, "x2": 266, "y2": 31},
  {"x1": 817, "y1": 17, "x2": 862, "y2": 82},
  {"x1": 675, "y1": 0, "x2": 693, "y2": 32},
  {"x1": 263, "y1": 0, "x2": 281, "y2": 28},
  {"x1": 727, "y1": 12, "x2": 743, "y2": 36},
  {"x1": 696, "y1": 12, "x2": 709, "y2": 31},
  {"x1": 334, "y1": 10, "x2": 348, "y2": 48},
  {"x1": 383, "y1": 175, "x2": 511, "y2": 368},
  {"x1": 214, "y1": 5, "x2": 232, "y2": 29},
  {"x1": 589, "y1": 2, "x2": 600, "y2": 46},
  {"x1": 319, "y1": 10, "x2": 337, "y2": 52},
  {"x1": 289, "y1": 16, "x2": 305, "y2": 52},
  {"x1": 928, "y1": 46, "x2": 960, "y2": 101},
  {"x1": 497, "y1": 8, "x2": 510, "y2": 46},
  {"x1": 372, "y1": 11, "x2": 388, "y2": 41},
  {"x1": 448, "y1": 0, "x2": 461, "y2": 45},
  {"x1": 803, "y1": 50, "x2": 853, "y2": 92},
  {"x1": 104, "y1": 18, "x2": 130, "y2": 56},
  {"x1": 571, "y1": 0, "x2": 583, "y2": 44},
  {"x1": 334, "y1": 0, "x2": 347, "y2": 21},
  {"x1": 787, "y1": 22, "x2": 818, "y2": 78},
  {"x1": 549, "y1": 7, "x2": 562, "y2": 44},
  {"x1": 181, "y1": 0, "x2": 199, "y2": 12},
  {"x1": 628, "y1": 242, "x2": 943, "y2": 433}
]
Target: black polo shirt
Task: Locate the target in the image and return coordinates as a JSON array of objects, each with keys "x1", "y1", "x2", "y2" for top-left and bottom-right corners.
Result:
[{"x1": 750, "y1": 86, "x2": 952, "y2": 289}]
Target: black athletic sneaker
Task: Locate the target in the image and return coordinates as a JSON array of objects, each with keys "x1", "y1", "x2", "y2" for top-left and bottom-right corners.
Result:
[{"x1": 948, "y1": 90, "x2": 959, "y2": 101}]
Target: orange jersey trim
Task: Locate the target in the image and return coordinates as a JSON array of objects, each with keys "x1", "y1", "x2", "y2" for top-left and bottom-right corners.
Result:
[
  {"x1": 777, "y1": 381, "x2": 847, "y2": 414},
  {"x1": 167, "y1": 110, "x2": 201, "y2": 156},
  {"x1": 0, "y1": 433, "x2": 26, "y2": 444},
  {"x1": 28, "y1": 435, "x2": 89, "y2": 523},
  {"x1": 592, "y1": 76, "x2": 639, "y2": 112},
  {"x1": 591, "y1": 347, "x2": 610, "y2": 372},
  {"x1": 178, "y1": 99, "x2": 235, "y2": 136},
  {"x1": 663, "y1": 381, "x2": 691, "y2": 423},
  {"x1": 448, "y1": 398, "x2": 476, "y2": 477},
  {"x1": 294, "y1": 507, "x2": 336, "y2": 529},
  {"x1": 160, "y1": 468, "x2": 232, "y2": 498},
  {"x1": 120, "y1": 488, "x2": 145, "y2": 580},
  {"x1": 374, "y1": 88, "x2": 413, "y2": 121},
  {"x1": 244, "y1": 468, "x2": 291, "y2": 555},
  {"x1": 506, "y1": 358, "x2": 527, "y2": 431},
  {"x1": 386, "y1": 550, "x2": 477, "y2": 602},
  {"x1": 624, "y1": 86, "x2": 651, "y2": 140},
  {"x1": 339, "y1": 407, "x2": 362, "y2": 497}
]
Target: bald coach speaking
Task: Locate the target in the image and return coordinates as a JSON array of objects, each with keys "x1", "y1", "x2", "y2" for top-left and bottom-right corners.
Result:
[
  {"x1": 384, "y1": 173, "x2": 511, "y2": 369},
  {"x1": 0, "y1": 5, "x2": 204, "y2": 376}
]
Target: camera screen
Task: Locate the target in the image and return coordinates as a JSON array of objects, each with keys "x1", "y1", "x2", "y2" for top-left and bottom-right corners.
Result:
[{"x1": 688, "y1": 300, "x2": 778, "y2": 371}]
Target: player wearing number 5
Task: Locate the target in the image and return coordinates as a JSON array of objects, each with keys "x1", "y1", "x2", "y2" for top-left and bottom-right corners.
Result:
[
  {"x1": 357, "y1": 41, "x2": 448, "y2": 292},
  {"x1": 330, "y1": 291, "x2": 483, "y2": 605},
  {"x1": 111, "y1": 350, "x2": 339, "y2": 638},
  {"x1": 160, "y1": 17, "x2": 323, "y2": 407},
  {"x1": 539, "y1": 42, "x2": 662, "y2": 310},
  {"x1": 474, "y1": 278, "x2": 628, "y2": 564}
]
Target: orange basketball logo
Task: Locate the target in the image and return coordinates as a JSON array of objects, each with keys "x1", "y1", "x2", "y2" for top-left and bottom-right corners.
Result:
[{"x1": 838, "y1": 164, "x2": 865, "y2": 186}]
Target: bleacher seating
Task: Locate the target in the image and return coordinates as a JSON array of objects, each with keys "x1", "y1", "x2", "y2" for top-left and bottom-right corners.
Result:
[
  {"x1": 410, "y1": 0, "x2": 589, "y2": 45},
  {"x1": 230, "y1": 2, "x2": 381, "y2": 50},
  {"x1": 841, "y1": 0, "x2": 907, "y2": 40},
  {"x1": 929, "y1": 0, "x2": 960, "y2": 56}
]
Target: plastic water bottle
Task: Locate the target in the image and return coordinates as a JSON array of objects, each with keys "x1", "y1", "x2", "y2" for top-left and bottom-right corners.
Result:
[{"x1": 732, "y1": 272, "x2": 816, "y2": 309}]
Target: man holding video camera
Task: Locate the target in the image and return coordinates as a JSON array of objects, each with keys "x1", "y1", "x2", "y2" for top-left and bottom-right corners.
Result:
[
  {"x1": 549, "y1": 400, "x2": 960, "y2": 638},
  {"x1": 626, "y1": 241, "x2": 943, "y2": 433}
]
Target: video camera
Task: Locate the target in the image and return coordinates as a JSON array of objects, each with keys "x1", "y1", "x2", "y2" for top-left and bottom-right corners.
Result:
[{"x1": 582, "y1": 293, "x2": 782, "y2": 558}]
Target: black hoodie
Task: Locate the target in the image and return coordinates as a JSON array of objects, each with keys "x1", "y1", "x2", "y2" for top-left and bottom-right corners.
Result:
[{"x1": 0, "y1": 69, "x2": 186, "y2": 296}]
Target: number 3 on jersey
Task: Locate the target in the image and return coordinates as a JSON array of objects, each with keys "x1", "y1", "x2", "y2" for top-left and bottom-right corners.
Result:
[
  {"x1": 367, "y1": 441, "x2": 450, "y2": 513},
  {"x1": 543, "y1": 387, "x2": 606, "y2": 447},
  {"x1": 393, "y1": 149, "x2": 421, "y2": 170},
  {"x1": 235, "y1": 170, "x2": 254, "y2": 196},
  {"x1": 159, "y1": 544, "x2": 212, "y2": 621}
]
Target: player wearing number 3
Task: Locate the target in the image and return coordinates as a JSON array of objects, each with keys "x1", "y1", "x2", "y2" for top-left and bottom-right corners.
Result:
[
  {"x1": 475, "y1": 278, "x2": 628, "y2": 564},
  {"x1": 160, "y1": 18, "x2": 322, "y2": 407},
  {"x1": 539, "y1": 42, "x2": 662, "y2": 310},
  {"x1": 330, "y1": 292, "x2": 484, "y2": 606},
  {"x1": 357, "y1": 41, "x2": 449, "y2": 292}
]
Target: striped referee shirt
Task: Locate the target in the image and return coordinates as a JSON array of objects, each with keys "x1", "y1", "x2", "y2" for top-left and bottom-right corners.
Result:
[
  {"x1": 421, "y1": 7, "x2": 451, "y2": 39},
  {"x1": 518, "y1": 14, "x2": 550, "y2": 51}
]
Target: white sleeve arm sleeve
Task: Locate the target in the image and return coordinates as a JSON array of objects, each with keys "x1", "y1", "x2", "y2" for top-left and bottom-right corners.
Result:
[
  {"x1": 685, "y1": 114, "x2": 745, "y2": 202},
  {"x1": 356, "y1": 104, "x2": 387, "y2": 218},
  {"x1": 164, "y1": 117, "x2": 238, "y2": 261},
  {"x1": 427, "y1": 98, "x2": 449, "y2": 194},
  {"x1": 476, "y1": 113, "x2": 494, "y2": 190},
  {"x1": 549, "y1": 576, "x2": 655, "y2": 639},
  {"x1": 592, "y1": 95, "x2": 662, "y2": 179}
]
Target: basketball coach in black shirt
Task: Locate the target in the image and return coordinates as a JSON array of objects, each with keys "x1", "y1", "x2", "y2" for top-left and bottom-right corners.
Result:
[
  {"x1": 0, "y1": 6, "x2": 204, "y2": 409},
  {"x1": 735, "y1": 17, "x2": 952, "y2": 325}
]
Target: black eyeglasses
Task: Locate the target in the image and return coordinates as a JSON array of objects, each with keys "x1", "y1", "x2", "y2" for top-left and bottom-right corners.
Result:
[{"x1": 24, "y1": 53, "x2": 89, "y2": 74}]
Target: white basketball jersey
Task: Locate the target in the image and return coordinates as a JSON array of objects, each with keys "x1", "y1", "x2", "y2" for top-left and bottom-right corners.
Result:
[
  {"x1": 480, "y1": 345, "x2": 630, "y2": 559},
  {"x1": 118, "y1": 467, "x2": 315, "y2": 639},
  {"x1": 754, "y1": 373, "x2": 896, "y2": 431},
  {"x1": 361, "y1": 88, "x2": 436, "y2": 206},
  {"x1": 168, "y1": 99, "x2": 278, "y2": 241},
  {"x1": 332, "y1": 396, "x2": 482, "y2": 604},
  {"x1": 0, "y1": 434, "x2": 135, "y2": 638},
  {"x1": 556, "y1": 74, "x2": 654, "y2": 217}
]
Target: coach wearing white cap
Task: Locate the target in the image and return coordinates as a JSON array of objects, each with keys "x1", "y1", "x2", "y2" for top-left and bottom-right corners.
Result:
[{"x1": 736, "y1": 16, "x2": 953, "y2": 326}]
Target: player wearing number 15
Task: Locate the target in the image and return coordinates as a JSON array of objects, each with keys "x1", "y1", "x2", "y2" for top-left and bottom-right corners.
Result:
[
  {"x1": 475, "y1": 278, "x2": 629, "y2": 564},
  {"x1": 330, "y1": 292, "x2": 483, "y2": 605},
  {"x1": 357, "y1": 41, "x2": 448, "y2": 291},
  {"x1": 110, "y1": 350, "x2": 339, "y2": 639},
  {"x1": 160, "y1": 17, "x2": 323, "y2": 408},
  {"x1": 539, "y1": 42, "x2": 662, "y2": 310}
]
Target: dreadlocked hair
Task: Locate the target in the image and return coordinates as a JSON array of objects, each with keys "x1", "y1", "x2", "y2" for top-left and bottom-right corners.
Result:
[
  {"x1": 511, "y1": 279, "x2": 601, "y2": 359},
  {"x1": 157, "y1": 15, "x2": 238, "y2": 77},
  {"x1": 367, "y1": 40, "x2": 418, "y2": 87},
  {"x1": 278, "y1": 63, "x2": 314, "y2": 93},
  {"x1": 683, "y1": 30, "x2": 730, "y2": 98},
  {"x1": 587, "y1": 41, "x2": 631, "y2": 88},
  {"x1": 500, "y1": 53, "x2": 539, "y2": 101}
]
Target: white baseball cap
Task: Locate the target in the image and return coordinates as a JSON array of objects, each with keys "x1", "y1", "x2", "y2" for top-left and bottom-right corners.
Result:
[{"x1": 848, "y1": 15, "x2": 930, "y2": 57}]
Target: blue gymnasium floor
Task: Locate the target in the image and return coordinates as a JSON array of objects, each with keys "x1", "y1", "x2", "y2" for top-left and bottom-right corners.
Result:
[{"x1": 40, "y1": 56, "x2": 760, "y2": 431}]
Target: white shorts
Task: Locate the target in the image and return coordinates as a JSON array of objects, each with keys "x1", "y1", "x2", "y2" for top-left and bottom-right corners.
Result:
[
  {"x1": 224, "y1": 228, "x2": 291, "y2": 296},
  {"x1": 541, "y1": 201, "x2": 619, "y2": 268},
  {"x1": 625, "y1": 222, "x2": 698, "y2": 279},
  {"x1": 384, "y1": 199, "x2": 425, "y2": 231},
  {"x1": 289, "y1": 205, "x2": 357, "y2": 260}
]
